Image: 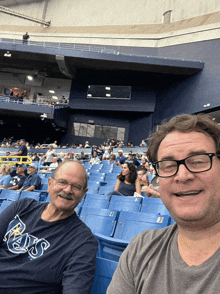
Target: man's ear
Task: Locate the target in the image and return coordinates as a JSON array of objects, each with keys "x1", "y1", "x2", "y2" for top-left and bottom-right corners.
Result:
[{"x1": 47, "y1": 177, "x2": 52, "y2": 192}]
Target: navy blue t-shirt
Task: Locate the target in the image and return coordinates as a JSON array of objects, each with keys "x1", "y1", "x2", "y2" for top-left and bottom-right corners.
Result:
[
  {"x1": 0, "y1": 198, "x2": 98, "y2": 294},
  {"x1": 18, "y1": 145, "x2": 27, "y2": 157}
]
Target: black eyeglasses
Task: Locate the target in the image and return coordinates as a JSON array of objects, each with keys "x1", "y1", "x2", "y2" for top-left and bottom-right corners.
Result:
[
  {"x1": 52, "y1": 177, "x2": 83, "y2": 192},
  {"x1": 152, "y1": 153, "x2": 219, "y2": 178}
]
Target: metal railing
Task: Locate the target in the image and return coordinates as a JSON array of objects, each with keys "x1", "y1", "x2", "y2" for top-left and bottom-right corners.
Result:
[{"x1": 0, "y1": 96, "x2": 69, "y2": 109}]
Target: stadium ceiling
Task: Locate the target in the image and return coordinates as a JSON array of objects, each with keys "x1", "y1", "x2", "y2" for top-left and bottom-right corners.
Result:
[{"x1": 0, "y1": 0, "x2": 43, "y2": 6}]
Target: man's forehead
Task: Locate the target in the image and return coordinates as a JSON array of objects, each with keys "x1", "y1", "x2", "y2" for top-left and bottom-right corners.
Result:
[{"x1": 157, "y1": 131, "x2": 215, "y2": 159}]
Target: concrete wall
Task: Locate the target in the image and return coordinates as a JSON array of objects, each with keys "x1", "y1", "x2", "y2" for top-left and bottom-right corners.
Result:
[{"x1": 1, "y1": 0, "x2": 220, "y2": 27}]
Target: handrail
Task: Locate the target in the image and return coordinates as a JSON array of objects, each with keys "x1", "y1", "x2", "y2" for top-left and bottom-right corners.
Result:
[{"x1": 0, "y1": 156, "x2": 32, "y2": 165}]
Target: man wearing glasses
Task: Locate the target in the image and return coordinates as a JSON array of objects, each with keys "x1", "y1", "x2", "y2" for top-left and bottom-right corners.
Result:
[
  {"x1": 107, "y1": 113, "x2": 220, "y2": 293},
  {"x1": 0, "y1": 160, "x2": 98, "y2": 294}
]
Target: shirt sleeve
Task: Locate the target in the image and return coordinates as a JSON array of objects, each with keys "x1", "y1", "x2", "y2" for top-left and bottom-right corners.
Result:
[
  {"x1": 1, "y1": 175, "x2": 12, "y2": 186},
  {"x1": 0, "y1": 200, "x2": 17, "y2": 243},
  {"x1": 62, "y1": 234, "x2": 98, "y2": 294},
  {"x1": 30, "y1": 175, "x2": 42, "y2": 188}
]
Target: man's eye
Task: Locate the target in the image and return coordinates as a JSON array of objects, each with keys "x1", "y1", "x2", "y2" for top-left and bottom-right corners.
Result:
[{"x1": 58, "y1": 181, "x2": 67, "y2": 185}]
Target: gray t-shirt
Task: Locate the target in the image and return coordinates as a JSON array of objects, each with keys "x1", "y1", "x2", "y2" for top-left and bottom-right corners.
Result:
[{"x1": 107, "y1": 224, "x2": 220, "y2": 294}]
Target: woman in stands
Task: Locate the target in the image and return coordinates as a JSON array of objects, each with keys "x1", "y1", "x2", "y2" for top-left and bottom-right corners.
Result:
[
  {"x1": 137, "y1": 165, "x2": 160, "y2": 198},
  {"x1": 114, "y1": 163, "x2": 141, "y2": 196},
  {"x1": 108, "y1": 154, "x2": 116, "y2": 164},
  {"x1": 0, "y1": 164, "x2": 13, "y2": 188}
]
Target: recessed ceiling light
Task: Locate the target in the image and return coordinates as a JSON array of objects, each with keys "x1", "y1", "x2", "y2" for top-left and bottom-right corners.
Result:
[
  {"x1": 49, "y1": 90, "x2": 55, "y2": 93},
  {"x1": 105, "y1": 87, "x2": 111, "y2": 90},
  {"x1": 106, "y1": 93, "x2": 111, "y2": 97},
  {"x1": 52, "y1": 96, "x2": 58, "y2": 99},
  {"x1": 87, "y1": 94, "x2": 92, "y2": 97},
  {"x1": 27, "y1": 75, "x2": 33, "y2": 81}
]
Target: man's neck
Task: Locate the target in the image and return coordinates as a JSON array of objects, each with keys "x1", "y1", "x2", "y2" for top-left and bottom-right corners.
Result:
[
  {"x1": 41, "y1": 203, "x2": 75, "y2": 222},
  {"x1": 177, "y1": 221, "x2": 220, "y2": 266}
]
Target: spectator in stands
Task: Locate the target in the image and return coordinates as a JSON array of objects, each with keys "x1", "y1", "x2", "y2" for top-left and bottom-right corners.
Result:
[
  {"x1": 91, "y1": 145, "x2": 104, "y2": 161},
  {"x1": 22, "y1": 32, "x2": 30, "y2": 44},
  {"x1": 139, "y1": 139, "x2": 148, "y2": 147},
  {"x1": 135, "y1": 153, "x2": 142, "y2": 160},
  {"x1": 35, "y1": 143, "x2": 41, "y2": 149},
  {"x1": 26, "y1": 142, "x2": 30, "y2": 150},
  {"x1": 108, "y1": 113, "x2": 220, "y2": 293},
  {"x1": 51, "y1": 140, "x2": 58, "y2": 148},
  {"x1": 84, "y1": 141, "x2": 90, "y2": 148},
  {"x1": 0, "y1": 165, "x2": 13, "y2": 188},
  {"x1": 127, "y1": 141, "x2": 134, "y2": 148},
  {"x1": 142, "y1": 151, "x2": 148, "y2": 160},
  {"x1": 137, "y1": 166, "x2": 160, "y2": 198},
  {"x1": 114, "y1": 149, "x2": 125, "y2": 165},
  {"x1": 0, "y1": 159, "x2": 98, "y2": 293},
  {"x1": 68, "y1": 152, "x2": 75, "y2": 159},
  {"x1": 31, "y1": 153, "x2": 40, "y2": 162},
  {"x1": 109, "y1": 138, "x2": 118, "y2": 148},
  {"x1": 108, "y1": 154, "x2": 116, "y2": 164},
  {"x1": 9, "y1": 139, "x2": 27, "y2": 160},
  {"x1": 119, "y1": 152, "x2": 140, "y2": 167},
  {"x1": 114, "y1": 163, "x2": 141, "y2": 196},
  {"x1": 77, "y1": 152, "x2": 87, "y2": 161},
  {"x1": 20, "y1": 163, "x2": 41, "y2": 191},
  {"x1": 103, "y1": 142, "x2": 111, "y2": 157},
  {"x1": 2, "y1": 151, "x2": 11, "y2": 161},
  {"x1": 141, "y1": 157, "x2": 147, "y2": 167},
  {"x1": 42, "y1": 144, "x2": 57, "y2": 166},
  {"x1": 5, "y1": 163, "x2": 27, "y2": 190},
  {"x1": 48, "y1": 157, "x2": 59, "y2": 171},
  {"x1": 89, "y1": 151, "x2": 101, "y2": 165}
]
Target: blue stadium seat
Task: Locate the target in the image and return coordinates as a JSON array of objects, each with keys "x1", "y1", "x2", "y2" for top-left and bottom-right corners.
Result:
[
  {"x1": 0, "y1": 190, "x2": 20, "y2": 201},
  {"x1": 85, "y1": 193, "x2": 111, "y2": 201},
  {"x1": 88, "y1": 164, "x2": 102, "y2": 173},
  {"x1": 90, "y1": 257, "x2": 118, "y2": 294},
  {"x1": 19, "y1": 191, "x2": 41, "y2": 201},
  {"x1": 0, "y1": 200, "x2": 13, "y2": 213},
  {"x1": 98, "y1": 185, "x2": 116, "y2": 195},
  {"x1": 102, "y1": 173, "x2": 118, "y2": 183},
  {"x1": 80, "y1": 207, "x2": 119, "y2": 236},
  {"x1": 113, "y1": 211, "x2": 171, "y2": 242},
  {"x1": 108, "y1": 196, "x2": 142, "y2": 212},
  {"x1": 140, "y1": 197, "x2": 170, "y2": 216},
  {"x1": 83, "y1": 197, "x2": 110, "y2": 209},
  {"x1": 88, "y1": 172, "x2": 105, "y2": 182},
  {"x1": 111, "y1": 165, "x2": 122, "y2": 173},
  {"x1": 87, "y1": 181, "x2": 100, "y2": 194}
]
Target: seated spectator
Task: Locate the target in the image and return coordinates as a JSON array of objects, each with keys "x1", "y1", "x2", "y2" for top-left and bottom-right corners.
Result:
[
  {"x1": 20, "y1": 163, "x2": 41, "y2": 191},
  {"x1": 77, "y1": 151, "x2": 87, "y2": 161},
  {"x1": 117, "y1": 138, "x2": 124, "y2": 148},
  {"x1": 31, "y1": 153, "x2": 40, "y2": 162},
  {"x1": 35, "y1": 143, "x2": 41, "y2": 149},
  {"x1": 142, "y1": 151, "x2": 148, "y2": 160},
  {"x1": 102, "y1": 154, "x2": 109, "y2": 160},
  {"x1": 137, "y1": 166, "x2": 149, "y2": 187},
  {"x1": 68, "y1": 152, "x2": 75, "y2": 160},
  {"x1": 84, "y1": 141, "x2": 90, "y2": 148},
  {"x1": 127, "y1": 141, "x2": 134, "y2": 148},
  {"x1": 135, "y1": 153, "x2": 142, "y2": 160},
  {"x1": 2, "y1": 151, "x2": 11, "y2": 162},
  {"x1": 141, "y1": 157, "x2": 148, "y2": 167},
  {"x1": 0, "y1": 165, "x2": 13, "y2": 188},
  {"x1": 51, "y1": 140, "x2": 58, "y2": 148},
  {"x1": 42, "y1": 145, "x2": 57, "y2": 166},
  {"x1": 109, "y1": 138, "x2": 118, "y2": 148},
  {"x1": 48, "y1": 157, "x2": 59, "y2": 171},
  {"x1": 114, "y1": 150, "x2": 125, "y2": 165},
  {"x1": 114, "y1": 163, "x2": 141, "y2": 196},
  {"x1": 91, "y1": 145, "x2": 104, "y2": 161},
  {"x1": 119, "y1": 152, "x2": 140, "y2": 167},
  {"x1": 103, "y1": 142, "x2": 111, "y2": 157},
  {"x1": 108, "y1": 154, "x2": 116, "y2": 164},
  {"x1": 140, "y1": 139, "x2": 147, "y2": 147},
  {"x1": 5, "y1": 163, "x2": 27, "y2": 190},
  {"x1": 89, "y1": 151, "x2": 101, "y2": 165}
]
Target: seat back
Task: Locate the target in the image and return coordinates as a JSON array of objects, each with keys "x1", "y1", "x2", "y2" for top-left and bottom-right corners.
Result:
[
  {"x1": 80, "y1": 207, "x2": 119, "y2": 236},
  {"x1": 83, "y1": 197, "x2": 110, "y2": 209},
  {"x1": 19, "y1": 191, "x2": 41, "y2": 201},
  {"x1": 114, "y1": 211, "x2": 171, "y2": 242},
  {"x1": 0, "y1": 190, "x2": 20, "y2": 201},
  {"x1": 140, "y1": 197, "x2": 170, "y2": 216},
  {"x1": 108, "y1": 196, "x2": 142, "y2": 212},
  {"x1": 90, "y1": 257, "x2": 118, "y2": 294}
]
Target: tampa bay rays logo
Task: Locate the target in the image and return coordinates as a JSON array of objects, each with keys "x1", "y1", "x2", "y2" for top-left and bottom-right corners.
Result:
[{"x1": 3, "y1": 215, "x2": 50, "y2": 259}]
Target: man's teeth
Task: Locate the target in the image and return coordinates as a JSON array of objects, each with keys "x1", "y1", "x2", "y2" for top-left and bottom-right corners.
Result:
[{"x1": 176, "y1": 191, "x2": 201, "y2": 197}]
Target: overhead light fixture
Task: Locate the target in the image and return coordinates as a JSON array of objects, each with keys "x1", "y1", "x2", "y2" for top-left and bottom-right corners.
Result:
[
  {"x1": 106, "y1": 93, "x2": 111, "y2": 97},
  {"x1": 52, "y1": 96, "x2": 58, "y2": 99},
  {"x1": 49, "y1": 90, "x2": 55, "y2": 93},
  {"x1": 105, "y1": 87, "x2": 111, "y2": 90},
  {"x1": 4, "y1": 51, "x2": 11, "y2": 57},
  {"x1": 27, "y1": 75, "x2": 33, "y2": 81},
  {"x1": 87, "y1": 94, "x2": 92, "y2": 97}
]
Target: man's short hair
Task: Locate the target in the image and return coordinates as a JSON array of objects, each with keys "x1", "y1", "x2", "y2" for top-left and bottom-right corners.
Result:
[{"x1": 147, "y1": 113, "x2": 220, "y2": 163}]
